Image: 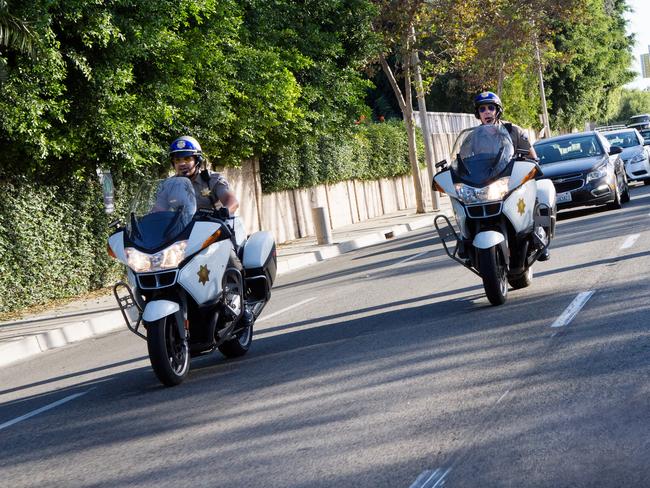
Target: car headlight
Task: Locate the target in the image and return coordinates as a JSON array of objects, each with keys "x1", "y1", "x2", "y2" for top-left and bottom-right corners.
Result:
[
  {"x1": 630, "y1": 152, "x2": 646, "y2": 164},
  {"x1": 455, "y1": 177, "x2": 510, "y2": 204},
  {"x1": 125, "y1": 241, "x2": 188, "y2": 273},
  {"x1": 586, "y1": 164, "x2": 608, "y2": 183}
]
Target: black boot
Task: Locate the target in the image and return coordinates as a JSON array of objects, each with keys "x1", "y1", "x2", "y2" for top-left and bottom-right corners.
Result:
[
  {"x1": 241, "y1": 308, "x2": 254, "y2": 328},
  {"x1": 539, "y1": 247, "x2": 550, "y2": 262}
]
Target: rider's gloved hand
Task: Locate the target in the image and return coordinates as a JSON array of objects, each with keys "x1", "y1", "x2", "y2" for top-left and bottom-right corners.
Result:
[{"x1": 215, "y1": 207, "x2": 231, "y2": 220}]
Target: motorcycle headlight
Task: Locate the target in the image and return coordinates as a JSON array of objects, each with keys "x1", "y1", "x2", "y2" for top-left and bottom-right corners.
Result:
[
  {"x1": 455, "y1": 177, "x2": 510, "y2": 204},
  {"x1": 125, "y1": 241, "x2": 188, "y2": 273},
  {"x1": 586, "y1": 164, "x2": 608, "y2": 183}
]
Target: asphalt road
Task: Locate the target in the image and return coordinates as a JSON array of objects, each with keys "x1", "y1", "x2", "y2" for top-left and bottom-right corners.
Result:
[{"x1": 1, "y1": 184, "x2": 650, "y2": 488}]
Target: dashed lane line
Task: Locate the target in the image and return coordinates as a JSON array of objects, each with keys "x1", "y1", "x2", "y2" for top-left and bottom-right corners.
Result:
[
  {"x1": 550, "y1": 291, "x2": 595, "y2": 328},
  {"x1": 256, "y1": 297, "x2": 316, "y2": 323},
  {"x1": 0, "y1": 389, "x2": 93, "y2": 431},
  {"x1": 620, "y1": 234, "x2": 640, "y2": 250}
]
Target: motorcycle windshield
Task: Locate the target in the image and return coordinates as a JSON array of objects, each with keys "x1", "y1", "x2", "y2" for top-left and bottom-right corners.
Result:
[
  {"x1": 450, "y1": 125, "x2": 515, "y2": 186},
  {"x1": 127, "y1": 178, "x2": 197, "y2": 250}
]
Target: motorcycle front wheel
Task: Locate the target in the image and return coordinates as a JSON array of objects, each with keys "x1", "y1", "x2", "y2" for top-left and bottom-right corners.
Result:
[
  {"x1": 146, "y1": 315, "x2": 190, "y2": 386},
  {"x1": 479, "y1": 246, "x2": 508, "y2": 306}
]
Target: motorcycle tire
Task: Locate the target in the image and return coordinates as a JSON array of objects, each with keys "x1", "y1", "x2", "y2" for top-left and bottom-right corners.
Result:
[
  {"x1": 146, "y1": 315, "x2": 190, "y2": 387},
  {"x1": 218, "y1": 252, "x2": 253, "y2": 358},
  {"x1": 508, "y1": 266, "x2": 533, "y2": 289},
  {"x1": 479, "y1": 246, "x2": 508, "y2": 306},
  {"x1": 218, "y1": 323, "x2": 253, "y2": 358}
]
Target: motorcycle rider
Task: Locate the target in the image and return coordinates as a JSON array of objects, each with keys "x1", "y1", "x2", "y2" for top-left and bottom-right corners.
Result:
[
  {"x1": 474, "y1": 91, "x2": 549, "y2": 261},
  {"x1": 169, "y1": 136, "x2": 239, "y2": 215},
  {"x1": 474, "y1": 91, "x2": 538, "y2": 160},
  {"x1": 168, "y1": 135, "x2": 255, "y2": 326}
]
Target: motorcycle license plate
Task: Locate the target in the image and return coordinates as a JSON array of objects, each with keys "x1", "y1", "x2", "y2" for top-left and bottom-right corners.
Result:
[{"x1": 556, "y1": 191, "x2": 572, "y2": 203}]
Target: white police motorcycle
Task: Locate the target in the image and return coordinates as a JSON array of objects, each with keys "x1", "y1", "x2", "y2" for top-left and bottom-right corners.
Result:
[
  {"x1": 433, "y1": 125, "x2": 556, "y2": 305},
  {"x1": 107, "y1": 178, "x2": 276, "y2": 386}
]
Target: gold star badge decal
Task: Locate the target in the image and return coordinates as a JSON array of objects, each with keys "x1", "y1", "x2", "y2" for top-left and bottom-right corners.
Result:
[
  {"x1": 201, "y1": 188, "x2": 211, "y2": 197},
  {"x1": 197, "y1": 265, "x2": 210, "y2": 285},
  {"x1": 517, "y1": 198, "x2": 526, "y2": 215}
]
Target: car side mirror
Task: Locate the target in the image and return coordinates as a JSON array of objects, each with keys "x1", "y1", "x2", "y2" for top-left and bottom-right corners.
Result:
[
  {"x1": 609, "y1": 146, "x2": 623, "y2": 155},
  {"x1": 435, "y1": 159, "x2": 448, "y2": 170}
]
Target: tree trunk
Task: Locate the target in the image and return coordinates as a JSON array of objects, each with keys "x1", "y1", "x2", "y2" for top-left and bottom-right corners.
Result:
[
  {"x1": 379, "y1": 52, "x2": 425, "y2": 214},
  {"x1": 411, "y1": 25, "x2": 439, "y2": 211}
]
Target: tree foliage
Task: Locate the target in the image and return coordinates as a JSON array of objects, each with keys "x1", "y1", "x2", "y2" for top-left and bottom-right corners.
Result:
[{"x1": 0, "y1": 0, "x2": 378, "y2": 183}]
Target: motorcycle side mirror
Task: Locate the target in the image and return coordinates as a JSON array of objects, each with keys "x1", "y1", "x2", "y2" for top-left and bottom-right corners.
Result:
[
  {"x1": 435, "y1": 159, "x2": 448, "y2": 170},
  {"x1": 108, "y1": 219, "x2": 122, "y2": 230}
]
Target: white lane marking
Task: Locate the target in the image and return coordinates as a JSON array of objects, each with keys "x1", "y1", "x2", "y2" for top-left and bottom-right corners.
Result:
[
  {"x1": 620, "y1": 234, "x2": 640, "y2": 250},
  {"x1": 396, "y1": 251, "x2": 430, "y2": 266},
  {"x1": 0, "y1": 389, "x2": 92, "y2": 431},
  {"x1": 550, "y1": 291, "x2": 595, "y2": 328},
  {"x1": 496, "y1": 389, "x2": 510, "y2": 405},
  {"x1": 256, "y1": 297, "x2": 316, "y2": 323},
  {"x1": 409, "y1": 467, "x2": 452, "y2": 488}
]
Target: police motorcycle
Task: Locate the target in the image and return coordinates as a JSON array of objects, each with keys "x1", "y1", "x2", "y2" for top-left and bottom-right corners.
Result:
[
  {"x1": 107, "y1": 177, "x2": 277, "y2": 386},
  {"x1": 432, "y1": 124, "x2": 556, "y2": 305}
]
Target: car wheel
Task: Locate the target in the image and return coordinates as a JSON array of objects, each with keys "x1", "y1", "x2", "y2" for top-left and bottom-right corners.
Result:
[
  {"x1": 607, "y1": 179, "x2": 622, "y2": 210},
  {"x1": 621, "y1": 177, "x2": 631, "y2": 203},
  {"x1": 644, "y1": 179, "x2": 650, "y2": 186}
]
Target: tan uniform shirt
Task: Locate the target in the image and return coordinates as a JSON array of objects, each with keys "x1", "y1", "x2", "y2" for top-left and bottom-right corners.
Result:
[{"x1": 190, "y1": 171, "x2": 231, "y2": 209}]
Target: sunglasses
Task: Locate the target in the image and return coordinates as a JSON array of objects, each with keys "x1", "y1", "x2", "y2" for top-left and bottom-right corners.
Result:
[{"x1": 479, "y1": 104, "x2": 497, "y2": 113}]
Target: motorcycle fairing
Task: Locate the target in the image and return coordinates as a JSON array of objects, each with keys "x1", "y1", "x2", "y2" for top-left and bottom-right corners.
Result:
[
  {"x1": 507, "y1": 161, "x2": 537, "y2": 191},
  {"x1": 433, "y1": 169, "x2": 456, "y2": 195},
  {"x1": 185, "y1": 221, "x2": 223, "y2": 257},
  {"x1": 502, "y1": 180, "x2": 536, "y2": 233},
  {"x1": 178, "y1": 240, "x2": 231, "y2": 305},
  {"x1": 108, "y1": 230, "x2": 127, "y2": 263}
]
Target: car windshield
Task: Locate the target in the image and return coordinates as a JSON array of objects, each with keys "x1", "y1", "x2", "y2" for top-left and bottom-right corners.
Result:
[
  {"x1": 127, "y1": 178, "x2": 197, "y2": 250},
  {"x1": 604, "y1": 131, "x2": 640, "y2": 148},
  {"x1": 534, "y1": 135, "x2": 602, "y2": 164},
  {"x1": 450, "y1": 125, "x2": 514, "y2": 186}
]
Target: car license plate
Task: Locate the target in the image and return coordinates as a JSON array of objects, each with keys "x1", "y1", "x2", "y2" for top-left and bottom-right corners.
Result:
[{"x1": 556, "y1": 191, "x2": 572, "y2": 203}]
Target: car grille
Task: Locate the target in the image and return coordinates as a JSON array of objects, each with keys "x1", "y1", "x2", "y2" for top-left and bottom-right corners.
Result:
[
  {"x1": 467, "y1": 202, "x2": 502, "y2": 218},
  {"x1": 551, "y1": 173, "x2": 584, "y2": 193},
  {"x1": 137, "y1": 270, "x2": 178, "y2": 289},
  {"x1": 632, "y1": 170, "x2": 647, "y2": 176}
]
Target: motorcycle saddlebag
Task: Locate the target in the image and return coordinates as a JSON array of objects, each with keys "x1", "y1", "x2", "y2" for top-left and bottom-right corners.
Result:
[{"x1": 242, "y1": 231, "x2": 277, "y2": 300}]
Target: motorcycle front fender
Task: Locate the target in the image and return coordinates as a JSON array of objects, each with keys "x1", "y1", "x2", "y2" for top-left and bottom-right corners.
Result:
[
  {"x1": 142, "y1": 299, "x2": 180, "y2": 323},
  {"x1": 473, "y1": 230, "x2": 505, "y2": 249}
]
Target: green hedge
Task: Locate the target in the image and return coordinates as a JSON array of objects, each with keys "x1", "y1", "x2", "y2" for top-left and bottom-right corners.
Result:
[
  {"x1": 0, "y1": 176, "x2": 137, "y2": 314},
  {"x1": 260, "y1": 120, "x2": 425, "y2": 193}
]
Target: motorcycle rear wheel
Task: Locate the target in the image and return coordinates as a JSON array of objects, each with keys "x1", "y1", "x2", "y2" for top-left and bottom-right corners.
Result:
[
  {"x1": 218, "y1": 261, "x2": 253, "y2": 358},
  {"x1": 479, "y1": 246, "x2": 508, "y2": 306},
  {"x1": 508, "y1": 266, "x2": 533, "y2": 289},
  {"x1": 146, "y1": 315, "x2": 189, "y2": 387}
]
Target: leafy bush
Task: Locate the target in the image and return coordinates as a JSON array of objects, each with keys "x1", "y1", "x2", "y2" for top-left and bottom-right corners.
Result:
[
  {"x1": 260, "y1": 119, "x2": 425, "y2": 192},
  {"x1": 0, "y1": 174, "x2": 147, "y2": 314}
]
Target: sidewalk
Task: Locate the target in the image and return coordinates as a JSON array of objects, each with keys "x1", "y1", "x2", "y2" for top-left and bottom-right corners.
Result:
[{"x1": 0, "y1": 200, "x2": 452, "y2": 368}]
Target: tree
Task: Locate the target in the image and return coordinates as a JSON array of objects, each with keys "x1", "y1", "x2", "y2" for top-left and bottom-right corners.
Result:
[
  {"x1": 372, "y1": 0, "x2": 483, "y2": 212},
  {"x1": 544, "y1": 0, "x2": 635, "y2": 130}
]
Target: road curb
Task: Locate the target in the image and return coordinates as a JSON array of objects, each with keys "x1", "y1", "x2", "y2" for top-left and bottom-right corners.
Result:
[
  {"x1": 0, "y1": 310, "x2": 124, "y2": 369},
  {"x1": 276, "y1": 215, "x2": 438, "y2": 276}
]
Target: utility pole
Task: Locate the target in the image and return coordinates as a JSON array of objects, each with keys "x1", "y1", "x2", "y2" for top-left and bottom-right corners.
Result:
[
  {"x1": 534, "y1": 34, "x2": 551, "y2": 138},
  {"x1": 410, "y1": 25, "x2": 440, "y2": 211}
]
